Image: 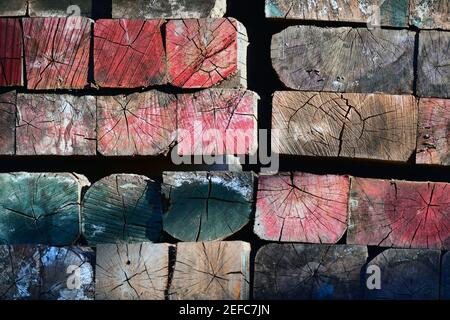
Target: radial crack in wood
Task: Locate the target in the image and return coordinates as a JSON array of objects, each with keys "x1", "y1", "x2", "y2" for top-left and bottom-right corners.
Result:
[
  {"x1": 348, "y1": 177, "x2": 450, "y2": 250},
  {"x1": 82, "y1": 174, "x2": 162, "y2": 245},
  {"x1": 272, "y1": 91, "x2": 417, "y2": 161},
  {"x1": 0, "y1": 91, "x2": 16, "y2": 155},
  {"x1": 162, "y1": 172, "x2": 254, "y2": 242},
  {"x1": 271, "y1": 26, "x2": 414, "y2": 94},
  {"x1": 96, "y1": 243, "x2": 170, "y2": 300},
  {"x1": 97, "y1": 92, "x2": 177, "y2": 156},
  {"x1": 255, "y1": 172, "x2": 349, "y2": 243},
  {"x1": 417, "y1": 31, "x2": 450, "y2": 98},
  {"x1": 0, "y1": 245, "x2": 94, "y2": 300},
  {"x1": 416, "y1": 98, "x2": 450, "y2": 165},
  {"x1": 16, "y1": 94, "x2": 96, "y2": 156},
  {"x1": 265, "y1": 0, "x2": 409, "y2": 27},
  {"x1": 169, "y1": 241, "x2": 250, "y2": 300},
  {"x1": 28, "y1": 0, "x2": 92, "y2": 17},
  {"x1": 166, "y1": 18, "x2": 248, "y2": 89},
  {"x1": 254, "y1": 244, "x2": 368, "y2": 300},
  {"x1": 0, "y1": 19, "x2": 23, "y2": 87},
  {"x1": 365, "y1": 248, "x2": 440, "y2": 300},
  {"x1": 23, "y1": 17, "x2": 91, "y2": 90},
  {"x1": 112, "y1": 0, "x2": 226, "y2": 19},
  {"x1": 0, "y1": 173, "x2": 88, "y2": 245},
  {"x1": 410, "y1": 0, "x2": 450, "y2": 30},
  {"x1": 177, "y1": 89, "x2": 258, "y2": 156},
  {"x1": 94, "y1": 19, "x2": 166, "y2": 89}
]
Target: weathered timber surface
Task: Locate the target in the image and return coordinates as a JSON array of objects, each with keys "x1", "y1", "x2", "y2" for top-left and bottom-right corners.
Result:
[
  {"x1": 272, "y1": 91, "x2": 418, "y2": 161},
  {"x1": 169, "y1": 241, "x2": 250, "y2": 300},
  {"x1": 177, "y1": 89, "x2": 258, "y2": 156},
  {"x1": 410, "y1": 0, "x2": 450, "y2": 30},
  {"x1": 0, "y1": 1, "x2": 27, "y2": 16},
  {"x1": 0, "y1": 173, "x2": 88, "y2": 245},
  {"x1": 272, "y1": 26, "x2": 414, "y2": 94},
  {"x1": 0, "y1": 91, "x2": 16, "y2": 155},
  {"x1": 265, "y1": 0, "x2": 409, "y2": 27},
  {"x1": 28, "y1": 0, "x2": 92, "y2": 17},
  {"x1": 96, "y1": 243, "x2": 170, "y2": 300},
  {"x1": 162, "y1": 172, "x2": 254, "y2": 242},
  {"x1": 442, "y1": 252, "x2": 450, "y2": 299},
  {"x1": 0, "y1": 245, "x2": 94, "y2": 300},
  {"x1": 16, "y1": 94, "x2": 96, "y2": 156},
  {"x1": 166, "y1": 18, "x2": 248, "y2": 89},
  {"x1": 82, "y1": 174, "x2": 162, "y2": 245},
  {"x1": 254, "y1": 244, "x2": 368, "y2": 300},
  {"x1": 23, "y1": 17, "x2": 91, "y2": 90},
  {"x1": 112, "y1": 0, "x2": 226, "y2": 19},
  {"x1": 0, "y1": 19, "x2": 23, "y2": 87},
  {"x1": 255, "y1": 172, "x2": 349, "y2": 243},
  {"x1": 417, "y1": 31, "x2": 450, "y2": 98},
  {"x1": 365, "y1": 248, "x2": 440, "y2": 300},
  {"x1": 97, "y1": 92, "x2": 177, "y2": 156},
  {"x1": 348, "y1": 177, "x2": 450, "y2": 250},
  {"x1": 94, "y1": 19, "x2": 166, "y2": 88},
  {"x1": 416, "y1": 98, "x2": 450, "y2": 165}
]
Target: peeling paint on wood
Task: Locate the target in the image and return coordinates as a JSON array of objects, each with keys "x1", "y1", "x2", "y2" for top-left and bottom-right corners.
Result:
[
  {"x1": 0, "y1": 91, "x2": 16, "y2": 155},
  {"x1": 0, "y1": 245, "x2": 94, "y2": 300},
  {"x1": 28, "y1": 0, "x2": 92, "y2": 17},
  {"x1": 82, "y1": 174, "x2": 162, "y2": 245},
  {"x1": 0, "y1": 19, "x2": 23, "y2": 87},
  {"x1": 23, "y1": 17, "x2": 91, "y2": 90},
  {"x1": 112, "y1": 0, "x2": 226, "y2": 19},
  {"x1": 348, "y1": 177, "x2": 450, "y2": 250},
  {"x1": 272, "y1": 26, "x2": 415, "y2": 94},
  {"x1": 265, "y1": 0, "x2": 409, "y2": 27},
  {"x1": 254, "y1": 244, "x2": 368, "y2": 300},
  {"x1": 166, "y1": 18, "x2": 248, "y2": 89},
  {"x1": 177, "y1": 89, "x2": 258, "y2": 156},
  {"x1": 416, "y1": 98, "x2": 450, "y2": 165},
  {"x1": 417, "y1": 30, "x2": 450, "y2": 98},
  {"x1": 0, "y1": 1, "x2": 27, "y2": 17},
  {"x1": 169, "y1": 241, "x2": 250, "y2": 300},
  {"x1": 0, "y1": 173, "x2": 88, "y2": 245},
  {"x1": 96, "y1": 243, "x2": 170, "y2": 300},
  {"x1": 97, "y1": 92, "x2": 177, "y2": 156},
  {"x1": 94, "y1": 19, "x2": 166, "y2": 89},
  {"x1": 16, "y1": 94, "x2": 96, "y2": 156},
  {"x1": 410, "y1": 0, "x2": 450, "y2": 30},
  {"x1": 255, "y1": 172, "x2": 349, "y2": 243},
  {"x1": 365, "y1": 248, "x2": 440, "y2": 300},
  {"x1": 272, "y1": 91, "x2": 418, "y2": 161},
  {"x1": 162, "y1": 172, "x2": 254, "y2": 242}
]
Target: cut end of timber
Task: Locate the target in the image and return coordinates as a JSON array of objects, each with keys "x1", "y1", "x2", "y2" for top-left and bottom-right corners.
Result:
[
  {"x1": 365, "y1": 248, "x2": 440, "y2": 300},
  {"x1": 348, "y1": 177, "x2": 450, "y2": 250},
  {"x1": 169, "y1": 241, "x2": 250, "y2": 300},
  {"x1": 410, "y1": 0, "x2": 450, "y2": 30},
  {"x1": 82, "y1": 174, "x2": 163, "y2": 245},
  {"x1": 416, "y1": 98, "x2": 450, "y2": 166},
  {"x1": 96, "y1": 243, "x2": 171, "y2": 300},
  {"x1": 112, "y1": 0, "x2": 227, "y2": 19},
  {"x1": 0, "y1": 91, "x2": 16, "y2": 155},
  {"x1": 0, "y1": 18, "x2": 23, "y2": 87},
  {"x1": 255, "y1": 172, "x2": 349, "y2": 243},
  {"x1": 162, "y1": 171, "x2": 254, "y2": 242},
  {"x1": 16, "y1": 94, "x2": 96, "y2": 156},
  {"x1": 23, "y1": 17, "x2": 91, "y2": 90},
  {"x1": 272, "y1": 91, "x2": 418, "y2": 162},
  {"x1": 271, "y1": 26, "x2": 414, "y2": 94},
  {"x1": 94, "y1": 19, "x2": 166, "y2": 89},
  {"x1": 0, "y1": 173, "x2": 84, "y2": 246},
  {"x1": 166, "y1": 18, "x2": 248, "y2": 89},
  {"x1": 254, "y1": 244, "x2": 368, "y2": 300}
]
